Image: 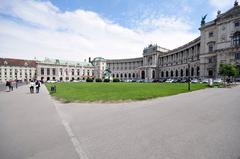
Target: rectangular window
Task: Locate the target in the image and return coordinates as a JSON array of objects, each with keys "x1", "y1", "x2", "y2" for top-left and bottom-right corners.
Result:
[
  {"x1": 41, "y1": 68, "x2": 44, "y2": 75},
  {"x1": 235, "y1": 21, "x2": 240, "y2": 27},
  {"x1": 235, "y1": 52, "x2": 240, "y2": 59},
  {"x1": 209, "y1": 32, "x2": 213, "y2": 37},
  {"x1": 52, "y1": 68, "x2": 56, "y2": 75},
  {"x1": 47, "y1": 68, "x2": 50, "y2": 75},
  {"x1": 72, "y1": 69, "x2": 74, "y2": 75}
]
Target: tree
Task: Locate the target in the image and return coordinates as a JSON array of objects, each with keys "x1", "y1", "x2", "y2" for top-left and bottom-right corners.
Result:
[{"x1": 219, "y1": 63, "x2": 239, "y2": 84}]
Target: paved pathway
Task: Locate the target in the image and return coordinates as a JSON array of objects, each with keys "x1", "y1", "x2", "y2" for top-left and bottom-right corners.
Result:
[
  {"x1": 0, "y1": 85, "x2": 79, "y2": 159},
  {"x1": 55, "y1": 86, "x2": 240, "y2": 159},
  {"x1": 1, "y1": 85, "x2": 240, "y2": 159}
]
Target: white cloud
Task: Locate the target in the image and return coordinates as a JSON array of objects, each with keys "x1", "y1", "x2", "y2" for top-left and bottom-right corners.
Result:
[
  {"x1": 0, "y1": 0, "x2": 198, "y2": 61},
  {"x1": 209, "y1": 0, "x2": 233, "y2": 10},
  {"x1": 208, "y1": 0, "x2": 234, "y2": 17}
]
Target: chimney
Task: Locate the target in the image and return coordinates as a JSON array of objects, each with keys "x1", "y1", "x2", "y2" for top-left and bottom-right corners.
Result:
[{"x1": 89, "y1": 57, "x2": 91, "y2": 63}]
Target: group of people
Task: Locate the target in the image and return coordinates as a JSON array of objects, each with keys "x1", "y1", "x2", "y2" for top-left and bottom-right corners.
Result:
[
  {"x1": 29, "y1": 80, "x2": 41, "y2": 94},
  {"x1": 5, "y1": 80, "x2": 18, "y2": 91}
]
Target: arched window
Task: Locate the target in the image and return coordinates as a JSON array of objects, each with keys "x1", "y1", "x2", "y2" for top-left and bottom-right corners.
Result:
[
  {"x1": 186, "y1": 68, "x2": 189, "y2": 76},
  {"x1": 181, "y1": 69, "x2": 183, "y2": 77},
  {"x1": 161, "y1": 71, "x2": 164, "y2": 78},
  {"x1": 175, "y1": 70, "x2": 178, "y2": 77},
  {"x1": 129, "y1": 73, "x2": 131, "y2": 78},
  {"x1": 112, "y1": 74, "x2": 115, "y2": 78},
  {"x1": 152, "y1": 70, "x2": 155, "y2": 79},
  {"x1": 233, "y1": 32, "x2": 240, "y2": 46},
  {"x1": 191, "y1": 67, "x2": 194, "y2": 76},
  {"x1": 116, "y1": 74, "x2": 119, "y2": 78},
  {"x1": 170, "y1": 70, "x2": 173, "y2": 77},
  {"x1": 166, "y1": 71, "x2": 169, "y2": 78},
  {"x1": 124, "y1": 73, "x2": 127, "y2": 78},
  {"x1": 133, "y1": 73, "x2": 135, "y2": 78},
  {"x1": 120, "y1": 74, "x2": 123, "y2": 78},
  {"x1": 197, "y1": 67, "x2": 200, "y2": 76}
]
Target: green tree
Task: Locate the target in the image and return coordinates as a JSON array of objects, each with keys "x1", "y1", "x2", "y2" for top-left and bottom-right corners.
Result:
[{"x1": 219, "y1": 63, "x2": 239, "y2": 84}]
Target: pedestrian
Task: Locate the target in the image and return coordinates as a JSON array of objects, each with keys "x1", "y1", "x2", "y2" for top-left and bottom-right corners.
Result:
[
  {"x1": 6, "y1": 81, "x2": 10, "y2": 91},
  {"x1": 29, "y1": 80, "x2": 35, "y2": 94},
  {"x1": 15, "y1": 80, "x2": 18, "y2": 89},
  {"x1": 9, "y1": 81, "x2": 13, "y2": 91},
  {"x1": 35, "y1": 80, "x2": 41, "y2": 93}
]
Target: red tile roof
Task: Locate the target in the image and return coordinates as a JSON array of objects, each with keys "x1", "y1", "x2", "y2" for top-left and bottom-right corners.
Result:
[{"x1": 0, "y1": 58, "x2": 37, "y2": 67}]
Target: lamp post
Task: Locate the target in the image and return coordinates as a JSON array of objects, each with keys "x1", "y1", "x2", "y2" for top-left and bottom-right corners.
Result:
[{"x1": 187, "y1": 58, "x2": 191, "y2": 91}]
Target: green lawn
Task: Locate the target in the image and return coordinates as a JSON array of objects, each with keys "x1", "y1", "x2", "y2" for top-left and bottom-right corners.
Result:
[{"x1": 46, "y1": 82, "x2": 208, "y2": 102}]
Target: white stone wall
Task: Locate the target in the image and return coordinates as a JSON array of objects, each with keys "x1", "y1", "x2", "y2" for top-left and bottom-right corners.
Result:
[{"x1": 0, "y1": 66, "x2": 36, "y2": 83}]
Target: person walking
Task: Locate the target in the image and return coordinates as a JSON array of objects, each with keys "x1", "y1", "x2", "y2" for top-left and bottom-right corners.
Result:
[
  {"x1": 6, "y1": 81, "x2": 10, "y2": 91},
  {"x1": 15, "y1": 79, "x2": 18, "y2": 89},
  {"x1": 35, "y1": 80, "x2": 41, "y2": 93},
  {"x1": 29, "y1": 80, "x2": 35, "y2": 94}
]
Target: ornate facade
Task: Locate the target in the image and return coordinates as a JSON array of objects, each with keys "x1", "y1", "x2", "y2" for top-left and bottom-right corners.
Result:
[{"x1": 0, "y1": 3, "x2": 240, "y2": 83}]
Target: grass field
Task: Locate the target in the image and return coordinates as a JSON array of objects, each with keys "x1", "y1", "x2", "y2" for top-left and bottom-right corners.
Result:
[{"x1": 46, "y1": 82, "x2": 208, "y2": 102}]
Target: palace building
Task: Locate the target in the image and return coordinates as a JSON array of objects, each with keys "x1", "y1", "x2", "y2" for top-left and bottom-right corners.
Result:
[{"x1": 0, "y1": 2, "x2": 240, "y2": 83}]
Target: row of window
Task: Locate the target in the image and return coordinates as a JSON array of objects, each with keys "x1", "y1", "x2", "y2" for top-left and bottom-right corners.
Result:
[
  {"x1": 40, "y1": 68, "x2": 93, "y2": 76},
  {"x1": 160, "y1": 67, "x2": 200, "y2": 78}
]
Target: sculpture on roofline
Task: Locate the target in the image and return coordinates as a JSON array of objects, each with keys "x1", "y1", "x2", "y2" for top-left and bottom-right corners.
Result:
[
  {"x1": 234, "y1": 0, "x2": 238, "y2": 7},
  {"x1": 201, "y1": 14, "x2": 207, "y2": 26}
]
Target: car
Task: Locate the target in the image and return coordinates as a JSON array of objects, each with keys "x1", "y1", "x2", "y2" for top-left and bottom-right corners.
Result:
[
  {"x1": 165, "y1": 79, "x2": 174, "y2": 83},
  {"x1": 152, "y1": 79, "x2": 159, "y2": 83},
  {"x1": 46, "y1": 80, "x2": 57, "y2": 83},
  {"x1": 191, "y1": 79, "x2": 199, "y2": 83},
  {"x1": 136, "y1": 79, "x2": 144, "y2": 83},
  {"x1": 159, "y1": 79, "x2": 166, "y2": 83},
  {"x1": 213, "y1": 78, "x2": 223, "y2": 83},
  {"x1": 172, "y1": 79, "x2": 178, "y2": 83},
  {"x1": 180, "y1": 79, "x2": 187, "y2": 83},
  {"x1": 201, "y1": 78, "x2": 209, "y2": 83}
]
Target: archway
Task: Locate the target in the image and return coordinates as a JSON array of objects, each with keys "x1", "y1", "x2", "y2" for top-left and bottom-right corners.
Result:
[
  {"x1": 191, "y1": 67, "x2": 194, "y2": 77},
  {"x1": 175, "y1": 70, "x2": 178, "y2": 77},
  {"x1": 152, "y1": 70, "x2": 155, "y2": 79},
  {"x1": 181, "y1": 69, "x2": 183, "y2": 77},
  {"x1": 141, "y1": 71, "x2": 145, "y2": 79},
  {"x1": 166, "y1": 71, "x2": 169, "y2": 78}
]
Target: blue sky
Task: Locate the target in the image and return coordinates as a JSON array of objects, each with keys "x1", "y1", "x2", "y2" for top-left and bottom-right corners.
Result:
[{"x1": 0, "y1": 0, "x2": 236, "y2": 60}]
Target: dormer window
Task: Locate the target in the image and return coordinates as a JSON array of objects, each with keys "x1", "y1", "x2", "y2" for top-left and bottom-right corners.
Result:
[
  {"x1": 24, "y1": 62, "x2": 28, "y2": 66},
  {"x1": 4, "y1": 60, "x2": 8, "y2": 65}
]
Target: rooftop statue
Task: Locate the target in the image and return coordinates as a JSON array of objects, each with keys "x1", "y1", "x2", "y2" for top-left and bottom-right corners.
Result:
[
  {"x1": 234, "y1": 0, "x2": 238, "y2": 7},
  {"x1": 201, "y1": 14, "x2": 207, "y2": 26}
]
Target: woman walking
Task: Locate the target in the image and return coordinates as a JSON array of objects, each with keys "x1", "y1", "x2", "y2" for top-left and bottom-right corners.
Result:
[
  {"x1": 29, "y1": 80, "x2": 35, "y2": 93},
  {"x1": 35, "y1": 80, "x2": 41, "y2": 93}
]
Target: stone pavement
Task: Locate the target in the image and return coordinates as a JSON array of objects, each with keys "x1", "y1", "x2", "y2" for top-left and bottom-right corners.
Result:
[
  {"x1": 55, "y1": 86, "x2": 240, "y2": 159},
  {"x1": 0, "y1": 85, "x2": 79, "y2": 159},
  {"x1": 1, "y1": 84, "x2": 240, "y2": 159}
]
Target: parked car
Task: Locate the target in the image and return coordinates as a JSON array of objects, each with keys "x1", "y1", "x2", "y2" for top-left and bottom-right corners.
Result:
[
  {"x1": 201, "y1": 78, "x2": 209, "y2": 84},
  {"x1": 180, "y1": 79, "x2": 187, "y2": 83},
  {"x1": 172, "y1": 79, "x2": 178, "y2": 83},
  {"x1": 165, "y1": 79, "x2": 174, "y2": 83},
  {"x1": 213, "y1": 78, "x2": 223, "y2": 83},
  {"x1": 152, "y1": 79, "x2": 159, "y2": 83},
  {"x1": 191, "y1": 79, "x2": 199, "y2": 83},
  {"x1": 46, "y1": 80, "x2": 57, "y2": 83},
  {"x1": 159, "y1": 79, "x2": 166, "y2": 83}
]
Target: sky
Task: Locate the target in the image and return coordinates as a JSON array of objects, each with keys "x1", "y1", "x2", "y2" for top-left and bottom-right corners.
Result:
[{"x1": 0, "y1": 0, "x2": 236, "y2": 61}]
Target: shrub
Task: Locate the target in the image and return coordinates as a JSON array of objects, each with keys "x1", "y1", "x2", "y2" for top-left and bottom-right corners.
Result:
[
  {"x1": 86, "y1": 78, "x2": 93, "y2": 82},
  {"x1": 104, "y1": 79, "x2": 110, "y2": 82},
  {"x1": 95, "y1": 78, "x2": 102, "y2": 82},
  {"x1": 113, "y1": 78, "x2": 120, "y2": 82}
]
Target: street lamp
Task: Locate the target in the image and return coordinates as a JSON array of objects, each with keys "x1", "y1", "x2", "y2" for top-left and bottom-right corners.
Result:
[{"x1": 187, "y1": 58, "x2": 191, "y2": 91}]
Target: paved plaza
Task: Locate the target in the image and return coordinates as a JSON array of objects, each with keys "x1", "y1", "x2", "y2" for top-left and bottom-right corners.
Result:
[{"x1": 0, "y1": 85, "x2": 240, "y2": 159}]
